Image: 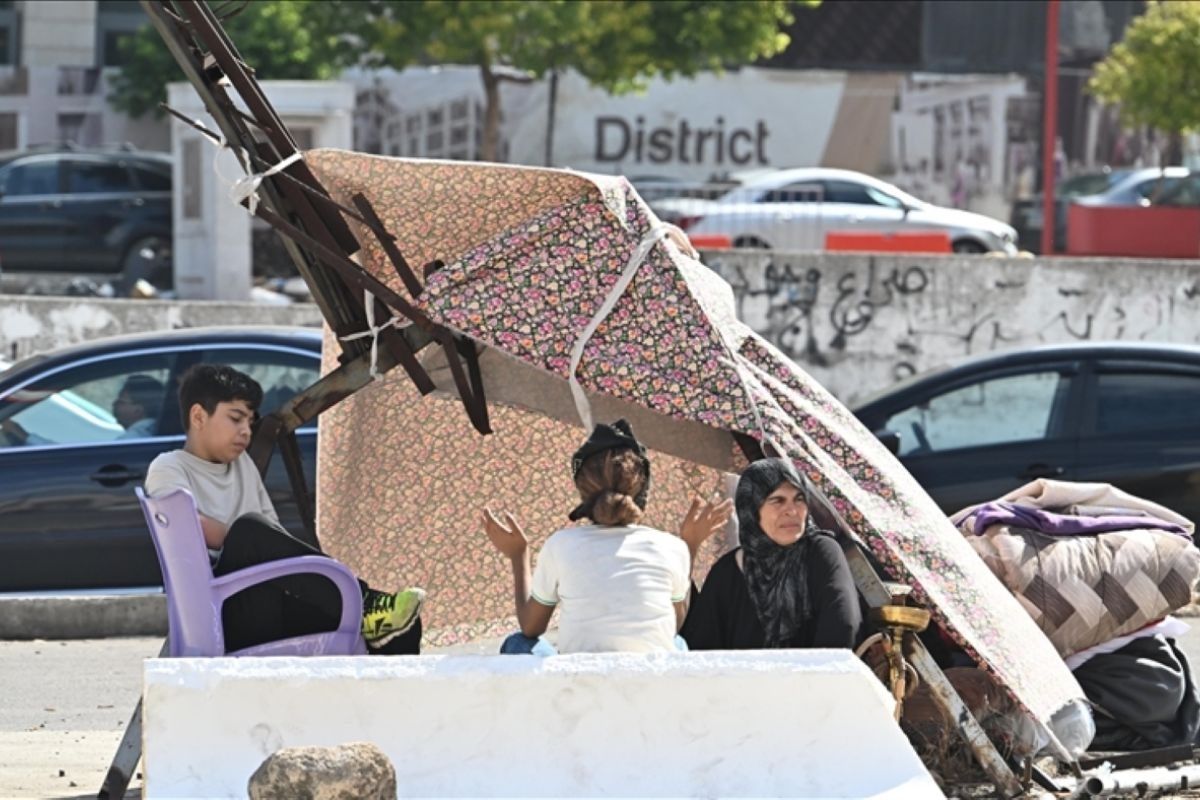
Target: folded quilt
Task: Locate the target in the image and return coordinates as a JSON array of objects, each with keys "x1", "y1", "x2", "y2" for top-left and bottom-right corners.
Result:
[{"x1": 956, "y1": 482, "x2": 1200, "y2": 658}]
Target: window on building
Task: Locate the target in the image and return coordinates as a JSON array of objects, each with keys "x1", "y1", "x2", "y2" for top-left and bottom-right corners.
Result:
[
  {"x1": 102, "y1": 31, "x2": 135, "y2": 67},
  {"x1": 0, "y1": 112, "x2": 17, "y2": 150},
  {"x1": 182, "y1": 139, "x2": 202, "y2": 219}
]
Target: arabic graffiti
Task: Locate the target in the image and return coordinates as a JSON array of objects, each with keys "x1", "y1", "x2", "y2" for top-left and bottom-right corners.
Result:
[{"x1": 703, "y1": 251, "x2": 1200, "y2": 405}]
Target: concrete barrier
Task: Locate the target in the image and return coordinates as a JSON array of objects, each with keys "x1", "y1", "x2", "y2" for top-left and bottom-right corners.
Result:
[
  {"x1": 143, "y1": 651, "x2": 940, "y2": 798},
  {"x1": 0, "y1": 593, "x2": 166, "y2": 639}
]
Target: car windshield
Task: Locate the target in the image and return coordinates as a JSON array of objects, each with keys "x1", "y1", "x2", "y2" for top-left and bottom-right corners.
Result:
[{"x1": 1059, "y1": 172, "x2": 1123, "y2": 198}]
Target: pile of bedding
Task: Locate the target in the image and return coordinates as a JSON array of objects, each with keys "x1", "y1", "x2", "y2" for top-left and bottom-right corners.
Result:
[{"x1": 953, "y1": 480, "x2": 1200, "y2": 750}]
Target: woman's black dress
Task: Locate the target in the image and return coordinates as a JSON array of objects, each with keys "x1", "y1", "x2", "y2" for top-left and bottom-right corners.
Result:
[{"x1": 682, "y1": 534, "x2": 862, "y2": 650}]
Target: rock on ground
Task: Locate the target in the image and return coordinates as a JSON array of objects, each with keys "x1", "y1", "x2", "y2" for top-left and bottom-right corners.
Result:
[{"x1": 247, "y1": 741, "x2": 395, "y2": 800}]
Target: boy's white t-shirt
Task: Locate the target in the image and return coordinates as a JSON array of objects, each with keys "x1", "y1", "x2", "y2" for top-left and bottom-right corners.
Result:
[
  {"x1": 530, "y1": 523, "x2": 690, "y2": 654},
  {"x1": 145, "y1": 449, "x2": 279, "y2": 527}
]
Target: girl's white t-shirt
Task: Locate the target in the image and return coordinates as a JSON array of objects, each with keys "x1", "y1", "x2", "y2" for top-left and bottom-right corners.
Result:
[{"x1": 530, "y1": 523, "x2": 690, "y2": 654}]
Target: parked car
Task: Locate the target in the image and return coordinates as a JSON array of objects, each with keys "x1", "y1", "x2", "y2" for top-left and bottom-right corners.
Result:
[
  {"x1": 0, "y1": 327, "x2": 321, "y2": 591},
  {"x1": 1010, "y1": 168, "x2": 1132, "y2": 253},
  {"x1": 1072, "y1": 167, "x2": 1196, "y2": 209},
  {"x1": 650, "y1": 167, "x2": 1018, "y2": 254},
  {"x1": 0, "y1": 147, "x2": 173, "y2": 287},
  {"x1": 853, "y1": 343, "x2": 1200, "y2": 524}
]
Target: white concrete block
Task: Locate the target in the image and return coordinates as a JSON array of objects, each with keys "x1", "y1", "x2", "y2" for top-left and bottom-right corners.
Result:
[{"x1": 143, "y1": 651, "x2": 940, "y2": 799}]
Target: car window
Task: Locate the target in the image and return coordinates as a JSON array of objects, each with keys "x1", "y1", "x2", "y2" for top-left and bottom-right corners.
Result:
[
  {"x1": 756, "y1": 182, "x2": 823, "y2": 204},
  {"x1": 1060, "y1": 173, "x2": 1116, "y2": 198},
  {"x1": 1134, "y1": 176, "x2": 1182, "y2": 201},
  {"x1": 133, "y1": 165, "x2": 171, "y2": 192},
  {"x1": 883, "y1": 371, "x2": 1068, "y2": 456},
  {"x1": 1093, "y1": 371, "x2": 1200, "y2": 435},
  {"x1": 66, "y1": 161, "x2": 135, "y2": 194},
  {"x1": 0, "y1": 354, "x2": 175, "y2": 448},
  {"x1": 822, "y1": 180, "x2": 878, "y2": 205},
  {"x1": 1, "y1": 160, "x2": 60, "y2": 196},
  {"x1": 1156, "y1": 176, "x2": 1200, "y2": 208},
  {"x1": 204, "y1": 347, "x2": 320, "y2": 430}
]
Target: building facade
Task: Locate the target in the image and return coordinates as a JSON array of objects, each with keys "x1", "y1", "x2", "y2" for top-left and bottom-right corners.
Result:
[{"x1": 0, "y1": 0, "x2": 166, "y2": 152}]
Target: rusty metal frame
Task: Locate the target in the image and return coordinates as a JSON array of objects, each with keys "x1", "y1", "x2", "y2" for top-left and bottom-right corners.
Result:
[{"x1": 137, "y1": 0, "x2": 491, "y2": 524}]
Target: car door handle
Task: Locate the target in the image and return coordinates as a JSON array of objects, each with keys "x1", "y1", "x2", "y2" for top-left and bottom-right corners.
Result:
[
  {"x1": 89, "y1": 465, "x2": 143, "y2": 486},
  {"x1": 39, "y1": 200, "x2": 63, "y2": 210},
  {"x1": 123, "y1": 198, "x2": 145, "y2": 208},
  {"x1": 1019, "y1": 463, "x2": 1065, "y2": 480}
]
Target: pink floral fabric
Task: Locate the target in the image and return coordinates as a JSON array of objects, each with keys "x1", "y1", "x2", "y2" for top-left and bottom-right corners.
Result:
[{"x1": 305, "y1": 150, "x2": 1084, "y2": 730}]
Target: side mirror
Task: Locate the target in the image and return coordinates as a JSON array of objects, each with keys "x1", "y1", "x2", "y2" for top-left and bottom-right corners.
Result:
[{"x1": 874, "y1": 429, "x2": 901, "y2": 455}]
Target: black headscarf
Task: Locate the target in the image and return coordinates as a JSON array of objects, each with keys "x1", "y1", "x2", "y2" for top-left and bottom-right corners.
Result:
[
  {"x1": 567, "y1": 419, "x2": 651, "y2": 521},
  {"x1": 736, "y1": 457, "x2": 825, "y2": 648}
]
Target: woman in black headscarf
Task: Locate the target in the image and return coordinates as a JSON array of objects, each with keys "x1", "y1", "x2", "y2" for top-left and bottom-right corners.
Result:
[{"x1": 681, "y1": 458, "x2": 862, "y2": 650}]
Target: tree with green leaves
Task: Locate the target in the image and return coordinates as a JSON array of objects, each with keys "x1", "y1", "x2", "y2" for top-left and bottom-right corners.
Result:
[
  {"x1": 109, "y1": 0, "x2": 352, "y2": 119},
  {"x1": 1089, "y1": 0, "x2": 1200, "y2": 170},
  {"x1": 115, "y1": 0, "x2": 800, "y2": 164},
  {"x1": 351, "y1": 0, "x2": 798, "y2": 161}
]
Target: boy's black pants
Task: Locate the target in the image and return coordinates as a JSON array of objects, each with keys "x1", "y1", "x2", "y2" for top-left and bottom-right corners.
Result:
[{"x1": 213, "y1": 513, "x2": 420, "y2": 655}]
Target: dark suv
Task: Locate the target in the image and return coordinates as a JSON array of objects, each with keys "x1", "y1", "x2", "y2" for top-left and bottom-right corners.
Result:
[{"x1": 0, "y1": 148, "x2": 172, "y2": 287}]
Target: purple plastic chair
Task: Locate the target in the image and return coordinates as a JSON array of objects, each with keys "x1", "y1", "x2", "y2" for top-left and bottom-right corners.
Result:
[{"x1": 137, "y1": 487, "x2": 367, "y2": 657}]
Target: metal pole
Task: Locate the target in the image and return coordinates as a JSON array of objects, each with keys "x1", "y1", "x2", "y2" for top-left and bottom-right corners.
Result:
[
  {"x1": 1085, "y1": 763, "x2": 1200, "y2": 797},
  {"x1": 1041, "y1": 0, "x2": 1060, "y2": 255}
]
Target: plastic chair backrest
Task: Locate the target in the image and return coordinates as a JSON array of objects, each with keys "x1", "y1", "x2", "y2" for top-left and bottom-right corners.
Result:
[{"x1": 137, "y1": 487, "x2": 225, "y2": 657}]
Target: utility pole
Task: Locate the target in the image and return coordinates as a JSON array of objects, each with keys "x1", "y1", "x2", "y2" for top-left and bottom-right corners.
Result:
[{"x1": 1041, "y1": 0, "x2": 1060, "y2": 256}]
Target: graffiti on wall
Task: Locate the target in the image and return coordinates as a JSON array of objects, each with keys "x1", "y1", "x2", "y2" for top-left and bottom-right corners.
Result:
[{"x1": 705, "y1": 251, "x2": 1200, "y2": 405}]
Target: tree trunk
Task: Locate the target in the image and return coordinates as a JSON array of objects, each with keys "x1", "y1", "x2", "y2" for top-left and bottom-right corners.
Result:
[
  {"x1": 1168, "y1": 130, "x2": 1184, "y2": 167},
  {"x1": 544, "y1": 69, "x2": 559, "y2": 167},
  {"x1": 479, "y1": 62, "x2": 501, "y2": 163}
]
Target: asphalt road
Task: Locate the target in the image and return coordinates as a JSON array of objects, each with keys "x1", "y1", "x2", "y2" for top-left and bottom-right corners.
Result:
[
  {"x1": 3, "y1": 624, "x2": 1200, "y2": 799},
  {"x1": 0, "y1": 633, "x2": 498, "y2": 799}
]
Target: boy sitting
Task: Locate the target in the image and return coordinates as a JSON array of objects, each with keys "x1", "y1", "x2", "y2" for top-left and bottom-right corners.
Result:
[{"x1": 145, "y1": 363, "x2": 423, "y2": 653}]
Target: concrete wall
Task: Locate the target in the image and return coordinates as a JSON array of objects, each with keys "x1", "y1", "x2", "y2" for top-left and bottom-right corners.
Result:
[
  {"x1": 0, "y1": 296, "x2": 322, "y2": 363},
  {"x1": 701, "y1": 251, "x2": 1200, "y2": 406},
  {"x1": 143, "y1": 651, "x2": 940, "y2": 799},
  {"x1": 6, "y1": 251, "x2": 1200, "y2": 404}
]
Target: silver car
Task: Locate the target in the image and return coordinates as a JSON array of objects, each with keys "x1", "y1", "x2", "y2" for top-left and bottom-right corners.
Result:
[
  {"x1": 650, "y1": 167, "x2": 1018, "y2": 254},
  {"x1": 1072, "y1": 167, "x2": 1196, "y2": 208}
]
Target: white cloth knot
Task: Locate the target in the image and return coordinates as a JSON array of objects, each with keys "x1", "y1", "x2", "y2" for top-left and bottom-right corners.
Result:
[
  {"x1": 210, "y1": 134, "x2": 302, "y2": 215},
  {"x1": 340, "y1": 289, "x2": 411, "y2": 380}
]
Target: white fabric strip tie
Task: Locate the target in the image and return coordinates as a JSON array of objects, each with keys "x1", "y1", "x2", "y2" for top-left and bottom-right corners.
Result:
[
  {"x1": 568, "y1": 224, "x2": 670, "y2": 430},
  {"x1": 339, "y1": 289, "x2": 412, "y2": 380},
  {"x1": 209, "y1": 134, "x2": 302, "y2": 215}
]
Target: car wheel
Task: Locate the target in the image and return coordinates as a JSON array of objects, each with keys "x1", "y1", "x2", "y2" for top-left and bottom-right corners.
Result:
[
  {"x1": 121, "y1": 236, "x2": 173, "y2": 292},
  {"x1": 733, "y1": 236, "x2": 771, "y2": 249},
  {"x1": 952, "y1": 239, "x2": 988, "y2": 254}
]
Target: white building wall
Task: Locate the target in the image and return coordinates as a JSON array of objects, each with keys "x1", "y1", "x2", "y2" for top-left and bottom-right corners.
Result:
[{"x1": 20, "y1": 0, "x2": 96, "y2": 68}]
